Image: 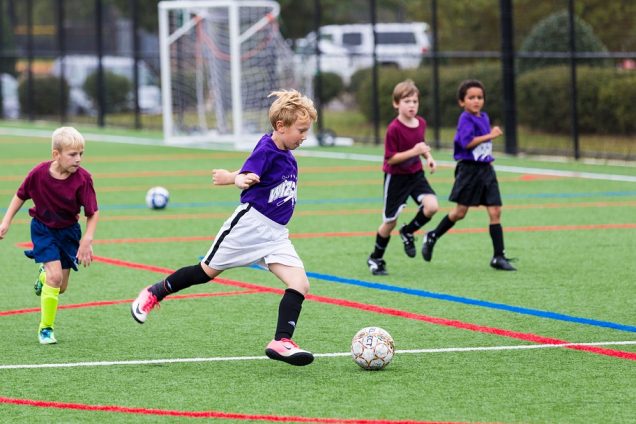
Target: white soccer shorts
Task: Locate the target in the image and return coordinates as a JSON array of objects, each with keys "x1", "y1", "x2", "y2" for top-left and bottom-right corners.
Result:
[{"x1": 201, "y1": 203, "x2": 304, "y2": 271}]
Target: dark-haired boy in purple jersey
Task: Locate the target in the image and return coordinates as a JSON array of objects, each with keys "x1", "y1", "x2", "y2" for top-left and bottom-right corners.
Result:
[
  {"x1": 366, "y1": 79, "x2": 438, "y2": 276},
  {"x1": 131, "y1": 89, "x2": 317, "y2": 366},
  {"x1": 422, "y1": 79, "x2": 516, "y2": 271},
  {"x1": 0, "y1": 127, "x2": 99, "y2": 344}
]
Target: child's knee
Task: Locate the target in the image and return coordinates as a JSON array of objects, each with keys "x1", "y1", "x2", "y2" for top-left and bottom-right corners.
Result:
[{"x1": 290, "y1": 277, "x2": 310, "y2": 296}]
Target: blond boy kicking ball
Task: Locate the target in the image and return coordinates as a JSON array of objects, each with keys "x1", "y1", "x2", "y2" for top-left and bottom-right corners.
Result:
[
  {"x1": 132, "y1": 90, "x2": 317, "y2": 366},
  {"x1": 0, "y1": 127, "x2": 99, "y2": 344}
]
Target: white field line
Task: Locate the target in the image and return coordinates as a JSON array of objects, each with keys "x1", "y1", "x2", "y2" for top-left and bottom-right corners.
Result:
[
  {"x1": 294, "y1": 150, "x2": 636, "y2": 183},
  {"x1": 1, "y1": 340, "x2": 634, "y2": 370},
  {"x1": 1, "y1": 127, "x2": 634, "y2": 182}
]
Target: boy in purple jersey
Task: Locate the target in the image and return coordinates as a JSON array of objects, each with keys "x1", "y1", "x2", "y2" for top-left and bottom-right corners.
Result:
[
  {"x1": 422, "y1": 79, "x2": 516, "y2": 271},
  {"x1": 366, "y1": 79, "x2": 438, "y2": 276},
  {"x1": 0, "y1": 127, "x2": 99, "y2": 344},
  {"x1": 131, "y1": 90, "x2": 318, "y2": 366}
]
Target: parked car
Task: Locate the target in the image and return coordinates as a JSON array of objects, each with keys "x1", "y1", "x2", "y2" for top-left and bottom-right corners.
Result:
[
  {"x1": 1, "y1": 73, "x2": 20, "y2": 119},
  {"x1": 50, "y1": 55, "x2": 162, "y2": 114},
  {"x1": 295, "y1": 22, "x2": 431, "y2": 84}
]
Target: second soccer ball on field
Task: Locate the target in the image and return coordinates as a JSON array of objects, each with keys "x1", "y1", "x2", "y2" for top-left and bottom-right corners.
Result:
[{"x1": 145, "y1": 186, "x2": 170, "y2": 210}]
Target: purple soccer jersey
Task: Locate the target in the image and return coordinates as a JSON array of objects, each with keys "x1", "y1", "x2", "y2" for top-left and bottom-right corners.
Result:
[
  {"x1": 239, "y1": 134, "x2": 298, "y2": 225},
  {"x1": 453, "y1": 111, "x2": 495, "y2": 163},
  {"x1": 383, "y1": 116, "x2": 426, "y2": 175},
  {"x1": 16, "y1": 161, "x2": 98, "y2": 229}
]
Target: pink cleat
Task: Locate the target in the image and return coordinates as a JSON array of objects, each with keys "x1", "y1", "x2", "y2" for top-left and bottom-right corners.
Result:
[
  {"x1": 131, "y1": 286, "x2": 159, "y2": 324},
  {"x1": 265, "y1": 338, "x2": 314, "y2": 366}
]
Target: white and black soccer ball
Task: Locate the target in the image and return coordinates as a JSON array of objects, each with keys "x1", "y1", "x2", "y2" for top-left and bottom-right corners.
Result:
[
  {"x1": 145, "y1": 186, "x2": 170, "y2": 210},
  {"x1": 351, "y1": 326, "x2": 395, "y2": 370}
]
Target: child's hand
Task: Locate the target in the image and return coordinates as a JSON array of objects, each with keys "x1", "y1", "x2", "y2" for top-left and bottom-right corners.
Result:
[
  {"x1": 491, "y1": 126, "x2": 503, "y2": 139},
  {"x1": 235, "y1": 172, "x2": 260, "y2": 189},
  {"x1": 212, "y1": 169, "x2": 236, "y2": 186},
  {"x1": 414, "y1": 142, "x2": 430, "y2": 156},
  {"x1": 426, "y1": 157, "x2": 437, "y2": 174},
  {"x1": 76, "y1": 240, "x2": 93, "y2": 267},
  {"x1": 0, "y1": 223, "x2": 8, "y2": 240}
]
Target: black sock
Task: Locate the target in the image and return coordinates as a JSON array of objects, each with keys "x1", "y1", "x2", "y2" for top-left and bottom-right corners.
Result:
[
  {"x1": 274, "y1": 288, "x2": 305, "y2": 340},
  {"x1": 490, "y1": 223, "x2": 505, "y2": 257},
  {"x1": 149, "y1": 263, "x2": 211, "y2": 301},
  {"x1": 429, "y1": 214, "x2": 455, "y2": 240},
  {"x1": 371, "y1": 233, "x2": 390, "y2": 259},
  {"x1": 403, "y1": 208, "x2": 431, "y2": 234}
]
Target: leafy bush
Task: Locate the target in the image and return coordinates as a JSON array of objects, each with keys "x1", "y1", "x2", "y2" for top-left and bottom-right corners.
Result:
[
  {"x1": 18, "y1": 76, "x2": 69, "y2": 116},
  {"x1": 517, "y1": 66, "x2": 630, "y2": 134},
  {"x1": 83, "y1": 70, "x2": 132, "y2": 113},
  {"x1": 598, "y1": 74, "x2": 636, "y2": 134},
  {"x1": 518, "y1": 10, "x2": 610, "y2": 75},
  {"x1": 314, "y1": 72, "x2": 344, "y2": 104},
  {"x1": 354, "y1": 63, "x2": 501, "y2": 129}
]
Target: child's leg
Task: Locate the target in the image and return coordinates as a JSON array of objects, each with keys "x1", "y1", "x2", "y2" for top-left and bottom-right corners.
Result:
[
  {"x1": 39, "y1": 261, "x2": 64, "y2": 331},
  {"x1": 131, "y1": 263, "x2": 218, "y2": 324},
  {"x1": 429, "y1": 204, "x2": 468, "y2": 240},
  {"x1": 403, "y1": 194, "x2": 439, "y2": 234},
  {"x1": 265, "y1": 263, "x2": 313, "y2": 366},
  {"x1": 487, "y1": 206, "x2": 505, "y2": 256},
  {"x1": 268, "y1": 263, "x2": 309, "y2": 340},
  {"x1": 422, "y1": 204, "x2": 468, "y2": 262},
  {"x1": 149, "y1": 262, "x2": 217, "y2": 301},
  {"x1": 371, "y1": 220, "x2": 396, "y2": 259}
]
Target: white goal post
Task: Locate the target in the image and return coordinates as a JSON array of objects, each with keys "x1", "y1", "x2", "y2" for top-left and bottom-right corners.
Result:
[{"x1": 158, "y1": 0, "x2": 311, "y2": 149}]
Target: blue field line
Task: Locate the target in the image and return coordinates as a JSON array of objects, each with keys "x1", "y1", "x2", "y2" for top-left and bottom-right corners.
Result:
[{"x1": 299, "y1": 269, "x2": 636, "y2": 333}]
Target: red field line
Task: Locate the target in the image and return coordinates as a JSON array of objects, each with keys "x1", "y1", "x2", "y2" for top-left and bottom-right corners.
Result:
[
  {"x1": 0, "y1": 290, "x2": 263, "y2": 317},
  {"x1": 12, "y1": 221, "x2": 635, "y2": 249},
  {"x1": 86, "y1": 256, "x2": 636, "y2": 362},
  {"x1": 0, "y1": 396, "x2": 471, "y2": 424}
]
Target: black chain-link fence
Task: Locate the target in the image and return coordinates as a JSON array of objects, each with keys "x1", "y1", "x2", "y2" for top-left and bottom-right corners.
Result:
[{"x1": 1, "y1": 0, "x2": 634, "y2": 160}]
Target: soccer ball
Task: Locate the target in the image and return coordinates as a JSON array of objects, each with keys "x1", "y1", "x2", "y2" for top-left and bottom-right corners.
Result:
[
  {"x1": 145, "y1": 186, "x2": 170, "y2": 210},
  {"x1": 351, "y1": 326, "x2": 395, "y2": 370}
]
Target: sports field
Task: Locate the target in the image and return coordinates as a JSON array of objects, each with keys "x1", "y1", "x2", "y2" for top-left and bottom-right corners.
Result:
[{"x1": 1, "y1": 126, "x2": 635, "y2": 423}]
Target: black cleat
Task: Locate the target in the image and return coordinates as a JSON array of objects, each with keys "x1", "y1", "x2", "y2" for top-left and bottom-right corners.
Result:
[
  {"x1": 490, "y1": 255, "x2": 517, "y2": 271},
  {"x1": 367, "y1": 256, "x2": 388, "y2": 276},
  {"x1": 421, "y1": 232, "x2": 436, "y2": 262},
  {"x1": 399, "y1": 225, "x2": 416, "y2": 258}
]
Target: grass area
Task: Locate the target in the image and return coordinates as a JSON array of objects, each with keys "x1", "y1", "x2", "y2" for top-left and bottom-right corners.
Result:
[{"x1": 0, "y1": 126, "x2": 635, "y2": 423}]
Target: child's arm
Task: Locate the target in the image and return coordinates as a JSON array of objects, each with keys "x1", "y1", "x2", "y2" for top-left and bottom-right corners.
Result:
[
  {"x1": 235, "y1": 172, "x2": 261, "y2": 190},
  {"x1": 77, "y1": 210, "x2": 99, "y2": 267},
  {"x1": 212, "y1": 169, "x2": 240, "y2": 186},
  {"x1": 422, "y1": 147, "x2": 437, "y2": 174},
  {"x1": 386, "y1": 142, "x2": 430, "y2": 165},
  {"x1": 0, "y1": 195, "x2": 25, "y2": 240},
  {"x1": 466, "y1": 126, "x2": 503, "y2": 149}
]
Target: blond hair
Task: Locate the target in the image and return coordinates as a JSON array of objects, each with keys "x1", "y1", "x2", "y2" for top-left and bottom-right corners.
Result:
[
  {"x1": 268, "y1": 89, "x2": 317, "y2": 129},
  {"x1": 392, "y1": 79, "x2": 420, "y2": 104},
  {"x1": 52, "y1": 126, "x2": 85, "y2": 152}
]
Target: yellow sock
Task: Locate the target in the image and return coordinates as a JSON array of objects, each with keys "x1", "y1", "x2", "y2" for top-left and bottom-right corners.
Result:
[{"x1": 39, "y1": 284, "x2": 60, "y2": 331}]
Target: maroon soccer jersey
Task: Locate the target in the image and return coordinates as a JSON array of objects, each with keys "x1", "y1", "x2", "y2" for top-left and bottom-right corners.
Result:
[
  {"x1": 16, "y1": 161, "x2": 98, "y2": 228},
  {"x1": 382, "y1": 116, "x2": 426, "y2": 175}
]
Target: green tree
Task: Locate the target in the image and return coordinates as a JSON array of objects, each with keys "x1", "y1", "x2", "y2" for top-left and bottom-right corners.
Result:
[{"x1": 518, "y1": 10, "x2": 609, "y2": 74}]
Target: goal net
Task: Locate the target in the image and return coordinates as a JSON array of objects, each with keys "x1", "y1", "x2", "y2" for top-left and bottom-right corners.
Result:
[{"x1": 158, "y1": 0, "x2": 310, "y2": 149}]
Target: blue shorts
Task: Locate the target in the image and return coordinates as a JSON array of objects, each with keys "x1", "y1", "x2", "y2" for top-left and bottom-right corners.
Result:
[{"x1": 24, "y1": 219, "x2": 81, "y2": 271}]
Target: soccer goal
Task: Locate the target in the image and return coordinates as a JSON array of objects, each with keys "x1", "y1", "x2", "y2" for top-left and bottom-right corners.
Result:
[{"x1": 158, "y1": 0, "x2": 311, "y2": 149}]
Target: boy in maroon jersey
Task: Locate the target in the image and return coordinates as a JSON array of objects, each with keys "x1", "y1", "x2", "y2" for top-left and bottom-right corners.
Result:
[
  {"x1": 366, "y1": 79, "x2": 438, "y2": 276},
  {"x1": 0, "y1": 127, "x2": 99, "y2": 344}
]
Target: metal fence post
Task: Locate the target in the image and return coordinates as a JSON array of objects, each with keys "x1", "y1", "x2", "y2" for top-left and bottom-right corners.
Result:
[
  {"x1": 568, "y1": 0, "x2": 580, "y2": 160},
  {"x1": 499, "y1": 0, "x2": 517, "y2": 155}
]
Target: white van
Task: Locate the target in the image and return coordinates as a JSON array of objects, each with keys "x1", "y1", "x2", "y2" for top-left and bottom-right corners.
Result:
[
  {"x1": 50, "y1": 55, "x2": 161, "y2": 114},
  {"x1": 295, "y1": 22, "x2": 430, "y2": 83},
  {"x1": 1, "y1": 73, "x2": 20, "y2": 119}
]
